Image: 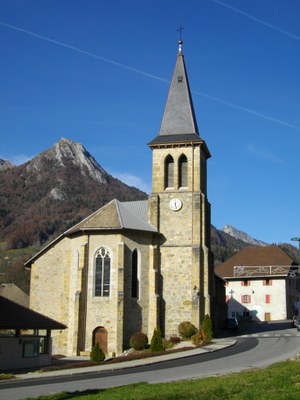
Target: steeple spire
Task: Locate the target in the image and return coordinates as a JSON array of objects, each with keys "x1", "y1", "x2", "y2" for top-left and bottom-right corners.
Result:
[
  {"x1": 153, "y1": 39, "x2": 199, "y2": 140},
  {"x1": 148, "y1": 37, "x2": 210, "y2": 156}
]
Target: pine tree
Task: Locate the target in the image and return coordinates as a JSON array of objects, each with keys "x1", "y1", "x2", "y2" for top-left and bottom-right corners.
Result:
[
  {"x1": 150, "y1": 327, "x2": 164, "y2": 352},
  {"x1": 201, "y1": 314, "x2": 213, "y2": 343},
  {"x1": 90, "y1": 342, "x2": 105, "y2": 362}
]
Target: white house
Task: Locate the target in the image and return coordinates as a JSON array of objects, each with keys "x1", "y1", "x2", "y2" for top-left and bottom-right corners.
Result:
[{"x1": 215, "y1": 246, "x2": 299, "y2": 322}]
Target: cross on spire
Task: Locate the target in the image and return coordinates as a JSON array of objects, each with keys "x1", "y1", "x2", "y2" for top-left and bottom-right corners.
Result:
[
  {"x1": 177, "y1": 22, "x2": 184, "y2": 53},
  {"x1": 177, "y1": 21, "x2": 184, "y2": 41}
]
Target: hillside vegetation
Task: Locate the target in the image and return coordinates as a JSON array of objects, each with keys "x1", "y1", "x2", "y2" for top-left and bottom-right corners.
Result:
[{"x1": 0, "y1": 138, "x2": 297, "y2": 294}]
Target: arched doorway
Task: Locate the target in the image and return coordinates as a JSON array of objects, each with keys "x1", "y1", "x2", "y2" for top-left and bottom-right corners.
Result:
[{"x1": 93, "y1": 326, "x2": 108, "y2": 354}]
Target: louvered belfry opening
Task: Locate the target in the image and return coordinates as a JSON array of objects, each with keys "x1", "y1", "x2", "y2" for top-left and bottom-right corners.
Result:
[
  {"x1": 179, "y1": 154, "x2": 188, "y2": 188},
  {"x1": 164, "y1": 155, "x2": 174, "y2": 189}
]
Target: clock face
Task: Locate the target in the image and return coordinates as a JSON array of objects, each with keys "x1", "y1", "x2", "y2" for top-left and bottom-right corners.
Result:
[{"x1": 169, "y1": 198, "x2": 182, "y2": 211}]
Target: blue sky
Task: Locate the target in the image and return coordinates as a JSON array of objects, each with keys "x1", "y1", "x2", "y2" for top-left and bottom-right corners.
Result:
[{"x1": 0, "y1": 0, "x2": 299, "y2": 245}]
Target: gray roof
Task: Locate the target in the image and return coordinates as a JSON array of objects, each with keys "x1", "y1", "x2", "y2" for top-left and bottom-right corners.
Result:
[
  {"x1": 120, "y1": 200, "x2": 155, "y2": 231},
  {"x1": 157, "y1": 46, "x2": 199, "y2": 137},
  {"x1": 25, "y1": 199, "x2": 157, "y2": 268},
  {"x1": 0, "y1": 296, "x2": 66, "y2": 330},
  {"x1": 24, "y1": 199, "x2": 158, "y2": 268},
  {"x1": 148, "y1": 44, "x2": 210, "y2": 159},
  {"x1": 148, "y1": 134, "x2": 211, "y2": 158},
  {"x1": 66, "y1": 199, "x2": 157, "y2": 234}
]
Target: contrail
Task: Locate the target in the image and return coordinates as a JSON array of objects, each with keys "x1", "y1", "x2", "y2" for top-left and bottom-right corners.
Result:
[
  {"x1": 0, "y1": 19, "x2": 299, "y2": 132},
  {"x1": 211, "y1": 0, "x2": 300, "y2": 41},
  {"x1": 194, "y1": 91, "x2": 300, "y2": 132},
  {"x1": 0, "y1": 20, "x2": 168, "y2": 84}
]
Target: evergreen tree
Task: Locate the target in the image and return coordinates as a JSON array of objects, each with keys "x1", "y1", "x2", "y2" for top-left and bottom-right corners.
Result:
[
  {"x1": 201, "y1": 314, "x2": 213, "y2": 343},
  {"x1": 90, "y1": 342, "x2": 105, "y2": 362},
  {"x1": 150, "y1": 327, "x2": 164, "y2": 352}
]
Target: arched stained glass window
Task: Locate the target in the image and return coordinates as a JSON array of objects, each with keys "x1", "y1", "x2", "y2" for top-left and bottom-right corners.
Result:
[
  {"x1": 165, "y1": 155, "x2": 174, "y2": 189},
  {"x1": 95, "y1": 247, "x2": 110, "y2": 297},
  {"x1": 179, "y1": 154, "x2": 188, "y2": 188}
]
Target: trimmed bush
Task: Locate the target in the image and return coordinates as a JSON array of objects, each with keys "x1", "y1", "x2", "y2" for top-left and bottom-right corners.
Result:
[
  {"x1": 191, "y1": 332, "x2": 203, "y2": 347},
  {"x1": 130, "y1": 332, "x2": 149, "y2": 350},
  {"x1": 178, "y1": 321, "x2": 198, "y2": 340},
  {"x1": 169, "y1": 336, "x2": 181, "y2": 345},
  {"x1": 150, "y1": 328, "x2": 164, "y2": 352},
  {"x1": 201, "y1": 314, "x2": 213, "y2": 343},
  {"x1": 90, "y1": 343, "x2": 105, "y2": 362}
]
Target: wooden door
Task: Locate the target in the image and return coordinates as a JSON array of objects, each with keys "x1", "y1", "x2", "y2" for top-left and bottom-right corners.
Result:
[
  {"x1": 265, "y1": 313, "x2": 271, "y2": 322},
  {"x1": 94, "y1": 326, "x2": 108, "y2": 354}
]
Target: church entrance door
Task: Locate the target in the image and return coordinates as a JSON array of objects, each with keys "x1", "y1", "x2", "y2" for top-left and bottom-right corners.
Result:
[{"x1": 93, "y1": 326, "x2": 108, "y2": 354}]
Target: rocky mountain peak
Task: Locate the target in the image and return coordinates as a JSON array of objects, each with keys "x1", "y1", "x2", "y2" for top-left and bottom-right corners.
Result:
[
  {"x1": 222, "y1": 224, "x2": 268, "y2": 247},
  {"x1": 26, "y1": 137, "x2": 108, "y2": 184},
  {"x1": 0, "y1": 138, "x2": 146, "y2": 249},
  {"x1": 0, "y1": 159, "x2": 14, "y2": 171}
]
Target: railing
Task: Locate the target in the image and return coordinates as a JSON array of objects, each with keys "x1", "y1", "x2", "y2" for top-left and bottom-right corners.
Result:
[{"x1": 233, "y1": 265, "x2": 298, "y2": 277}]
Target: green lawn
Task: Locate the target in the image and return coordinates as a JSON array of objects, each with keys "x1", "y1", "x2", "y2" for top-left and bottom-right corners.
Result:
[{"x1": 24, "y1": 357, "x2": 300, "y2": 400}]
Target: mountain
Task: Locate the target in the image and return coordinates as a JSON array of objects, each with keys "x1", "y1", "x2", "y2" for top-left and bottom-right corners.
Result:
[
  {"x1": 0, "y1": 138, "x2": 147, "y2": 249},
  {"x1": 0, "y1": 138, "x2": 297, "y2": 294},
  {"x1": 222, "y1": 224, "x2": 268, "y2": 247},
  {"x1": 0, "y1": 159, "x2": 14, "y2": 171},
  {"x1": 212, "y1": 225, "x2": 298, "y2": 266}
]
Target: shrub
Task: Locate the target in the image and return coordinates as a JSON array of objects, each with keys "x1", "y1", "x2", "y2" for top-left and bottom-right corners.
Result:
[
  {"x1": 178, "y1": 321, "x2": 198, "y2": 339},
  {"x1": 191, "y1": 332, "x2": 204, "y2": 347},
  {"x1": 90, "y1": 343, "x2": 105, "y2": 362},
  {"x1": 130, "y1": 332, "x2": 149, "y2": 350},
  {"x1": 169, "y1": 336, "x2": 181, "y2": 345},
  {"x1": 163, "y1": 335, "x2": 181, "y2": 350},
  {"x1": 201, "y1": 314, "x2": 213, "y2": 343},
  {"x1": 150, "y1": 328, "x2": 164, "y2": 352}
]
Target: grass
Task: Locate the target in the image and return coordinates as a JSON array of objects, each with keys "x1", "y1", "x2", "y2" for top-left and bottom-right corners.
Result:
[
  {"x1": 0, "y1": 373, "x2": 15, "y2": 380},
  {"x1": 23, "y1": 357, "x2": 300, "y2": 400}
]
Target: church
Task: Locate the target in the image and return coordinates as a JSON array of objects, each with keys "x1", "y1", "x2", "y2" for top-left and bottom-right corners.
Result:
[{"x1": 26, "y1": 40, "x2": 225, "y2": 356}]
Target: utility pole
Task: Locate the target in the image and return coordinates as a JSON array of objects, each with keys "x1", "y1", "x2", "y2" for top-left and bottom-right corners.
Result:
[{"x1": 291, "y1": 237, "x2": 300, "y2": 317}]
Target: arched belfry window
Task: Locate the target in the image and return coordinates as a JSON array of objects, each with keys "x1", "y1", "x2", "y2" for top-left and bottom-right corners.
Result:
[
  {"x1": 95, "y1": 247, "x2": 111, "y2": 297},
  {"x1": 179, "y1": 154, "x2": 188, "y2": 188},
  {"x1": 164, "y1": 155, "x2": 174, "y2": 189},
  {"x1": 131, "y1": 249, "x2": 139, "y2": 298}
]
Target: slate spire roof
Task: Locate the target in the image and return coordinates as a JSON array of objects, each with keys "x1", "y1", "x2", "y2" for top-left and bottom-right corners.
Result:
[{"x1": 149, "y1": 40, "x2": 208, "y2": 151}]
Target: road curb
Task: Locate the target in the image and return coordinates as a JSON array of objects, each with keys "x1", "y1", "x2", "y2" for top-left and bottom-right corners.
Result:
[{"x1": 12, "y1": 339, "x2": 237, "y2": 380}]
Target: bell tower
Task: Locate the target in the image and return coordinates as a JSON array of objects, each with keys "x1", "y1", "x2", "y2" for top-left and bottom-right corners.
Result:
[{"x1": 148, "y1": 40, "x2": 213, "y2": 335}]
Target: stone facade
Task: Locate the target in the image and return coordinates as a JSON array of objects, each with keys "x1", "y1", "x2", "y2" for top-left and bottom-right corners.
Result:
[
  {"x1": 28, "y1": 41, "x2": 222, "y2": 356},
  {"x1": 148, "y1": 144, "x2": 213, "y2": 336},
  {"x1": 30, "y1": 230, "x2": 158, "y2": 356}
]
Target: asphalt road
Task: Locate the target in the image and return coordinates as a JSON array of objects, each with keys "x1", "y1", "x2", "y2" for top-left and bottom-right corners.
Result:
[{"x1": 1, "y1": 323, "x2": 300, "y2": 400}]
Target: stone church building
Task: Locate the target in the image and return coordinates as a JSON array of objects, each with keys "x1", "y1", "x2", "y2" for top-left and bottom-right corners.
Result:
[{"x1": 26, "y1": 40, "x2": 225, "y2": 356}]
